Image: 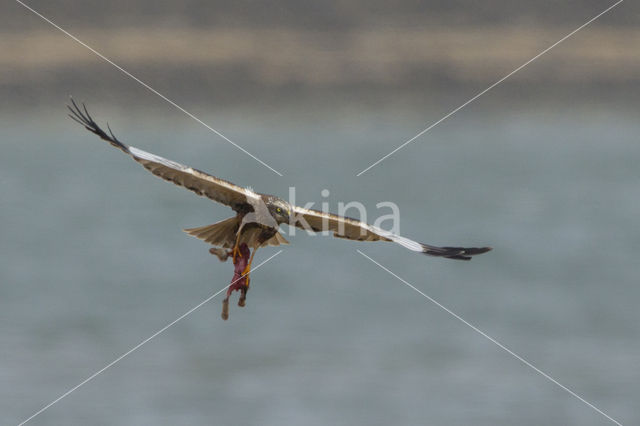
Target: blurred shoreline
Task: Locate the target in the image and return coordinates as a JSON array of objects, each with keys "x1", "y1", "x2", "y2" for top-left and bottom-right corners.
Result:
[{"x1": 1, "y1": 25, "x2": 638, "y2": 110}]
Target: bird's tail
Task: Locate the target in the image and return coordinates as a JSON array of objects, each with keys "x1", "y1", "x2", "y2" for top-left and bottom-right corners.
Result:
[{"x1": 183, "y1": 217, "x2": 240, "y2": 248}]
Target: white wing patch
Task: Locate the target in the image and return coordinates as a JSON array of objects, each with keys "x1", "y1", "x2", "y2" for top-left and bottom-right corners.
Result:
[
  {"x1": 128, "y1": 146, "x2": 185, "y2": 170},
  {"x1": 365, "y1": 225, "x2": 424, "y2": 252},
  {"x1": 244, "y1": 186, "x2": 259, "y2": 198}
]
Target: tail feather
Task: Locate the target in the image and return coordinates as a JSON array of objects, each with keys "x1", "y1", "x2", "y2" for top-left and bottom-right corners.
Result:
[
  {"x1": 184, "y1": 217, "x2": 290, "y2": 248},
  {"x1": 264, "y1": 231, "x2": 290, "y2": 247},
  {"x1": 183, "y1": 217, "x2": 239, "y2": 248}
]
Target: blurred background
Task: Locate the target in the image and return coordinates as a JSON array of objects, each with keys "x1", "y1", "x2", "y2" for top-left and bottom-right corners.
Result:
[{"x1": 1, "y1": 0, "x2": 639, "y2": 425}]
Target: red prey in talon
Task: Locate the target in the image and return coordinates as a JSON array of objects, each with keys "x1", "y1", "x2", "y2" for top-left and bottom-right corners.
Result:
[{"x1": 214, "y1": 243, "x2": 253, "y2": 320}]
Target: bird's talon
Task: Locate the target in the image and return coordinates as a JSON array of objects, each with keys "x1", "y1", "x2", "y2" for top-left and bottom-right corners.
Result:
[{"x1": 241, "y1": 264, "x2": 251, "y2": 277}]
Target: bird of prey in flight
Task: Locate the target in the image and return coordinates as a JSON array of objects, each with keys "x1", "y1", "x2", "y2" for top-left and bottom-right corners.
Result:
[{"x1": 68, "y1": 100, "x2": 491, "y2": 320}]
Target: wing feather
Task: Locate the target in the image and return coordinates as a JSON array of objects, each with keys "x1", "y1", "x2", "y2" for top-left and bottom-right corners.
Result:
[
  {"x1": 68, "y1": 100, "x2": 256, "y2": 211},
  {"x1": 291, "y1": 206, "x2": 491, "y2": 260}
]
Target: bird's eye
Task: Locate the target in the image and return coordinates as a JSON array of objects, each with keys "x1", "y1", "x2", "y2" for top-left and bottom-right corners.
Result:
[{"x1": 276, "y1": 207, "x2": 282, "y2": 213}]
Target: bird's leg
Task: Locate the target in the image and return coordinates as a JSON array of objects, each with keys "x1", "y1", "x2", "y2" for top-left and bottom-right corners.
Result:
[
  {"x1": 231, "y1": 223, "x2": 246, "y2": 263},
  {"x1": 232, "y1": 241, "x2": 241, "y2": 262},
  {"x1": 241, "y1": 249, "x2": 257, "y2": 283}
]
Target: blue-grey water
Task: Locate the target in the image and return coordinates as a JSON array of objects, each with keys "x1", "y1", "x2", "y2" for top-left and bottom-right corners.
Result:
[{"x1": 1, "y1": 103, "x2": 638, "y2": 425}]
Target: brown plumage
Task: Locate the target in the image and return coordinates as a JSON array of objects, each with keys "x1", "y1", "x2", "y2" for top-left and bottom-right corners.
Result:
[{"x1": 68, "y1": 100, "x2": 491, "y2": 318}]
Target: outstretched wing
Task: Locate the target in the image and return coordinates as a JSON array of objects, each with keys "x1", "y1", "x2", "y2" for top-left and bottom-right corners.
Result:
[
  {"x1": 68, "y1": 100, "x2": 258, "y2": 212},
  {"x1": 291, "y1": 206, "x2": 491, "y2": 260}
]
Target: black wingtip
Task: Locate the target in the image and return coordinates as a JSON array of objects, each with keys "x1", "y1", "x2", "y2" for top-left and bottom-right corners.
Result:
[
  {"x1": 451, "y1": 246, "x2": 492, "y2": 256},
  {"x1": 67, "y1": 98, "x2": 129, "y2": 154},
  {"x1": 423, "y1": 245, "x2": 492, "y2": 261}
]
